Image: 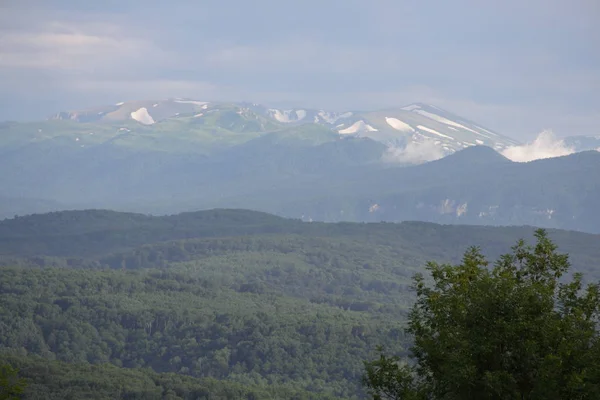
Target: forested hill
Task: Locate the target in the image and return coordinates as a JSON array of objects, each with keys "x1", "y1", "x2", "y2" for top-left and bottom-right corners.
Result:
[
  {"x1": 1, "y1": 208, "x2": 600, "y2": 271},
  {"x1": 1, "y1": 209, "x2": 600, "y2": 399}
]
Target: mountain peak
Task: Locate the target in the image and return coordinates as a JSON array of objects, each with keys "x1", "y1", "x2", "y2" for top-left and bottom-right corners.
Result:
[
  {"x1": 431, "y1": 145, "x2": 511, "y2": 167},
  {"x1": 401, "y1": 102, "x2": 444, "y2": 112},
  {"x1": 45, "y1": 98, "x2": 524, "y2": 163}
]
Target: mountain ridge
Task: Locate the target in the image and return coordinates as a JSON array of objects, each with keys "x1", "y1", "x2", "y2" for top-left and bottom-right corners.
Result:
[{"x1": 46, "y1": 98, "x2": 520, "y2": 156}]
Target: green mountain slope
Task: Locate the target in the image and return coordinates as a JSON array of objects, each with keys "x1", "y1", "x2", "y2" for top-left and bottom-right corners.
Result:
[
  {"x1": 2, "y1": 100, "x2": 600, "y2": 233},
  {"x1": 1, "y1": 209, "x2": 600, "y2": 398}
]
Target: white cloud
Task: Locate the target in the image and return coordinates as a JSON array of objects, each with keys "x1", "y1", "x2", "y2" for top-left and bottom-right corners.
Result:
[
  {"x1": 501, "y1": 130, "x2": 575, "y2": 162},
  {"x1": 382, "y1": 141, "x2": 445, "y2": 164}
]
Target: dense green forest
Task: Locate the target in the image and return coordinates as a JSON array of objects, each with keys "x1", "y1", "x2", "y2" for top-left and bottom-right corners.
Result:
[{"x1": 1, "y1": 209, "x2": 600, "y2": 398}]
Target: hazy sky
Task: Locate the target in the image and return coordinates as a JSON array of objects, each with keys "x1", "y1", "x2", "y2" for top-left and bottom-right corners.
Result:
[{"x1": 0, "y1": 0, "x2": 598, "y2": 139}]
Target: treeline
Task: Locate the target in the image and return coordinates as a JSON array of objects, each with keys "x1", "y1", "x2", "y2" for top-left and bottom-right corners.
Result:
[
  {"x1": 2, "y1": 209, "x2": 600, "y2": 277},
  {"x1": 1, "y1": 355, "x2": 340, "y2": 400}
]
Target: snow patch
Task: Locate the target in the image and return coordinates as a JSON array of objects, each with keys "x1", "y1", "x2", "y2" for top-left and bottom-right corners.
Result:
[
  {"x1": 385, "y1": 117, "x2": 414, "y2": 132},
  {"x1": 414, "y1": 110, "x2": 483, "y2": 136},
  {"x1": 475, "y1": 139, "x2": 484, "y2": 145},
  {"x1": 295, "y1": 110, "x2": 307, "y2": 120},
  {"x1": 115, "y1": 102, "x2": 124, "y2": 106},
  {"x1": 369, "y1": 204, "x2": 380, "y2": 213},
  {"x1": 338, "y1": 120, "x2": 378, "y2": 134},
  {"x1": 269, "y1": 109, "x2": 307, "y2": 123},
  {"x1": 416, "y1": 125, "x2": 453, "y2": 139},
  {"x1": 476, "y1": 126, "x2": 499, "y2": 137},
  {"x1": 317, "y1": 111, "x2": 352, "y2": 124},
  {"x1": 401, "y1": 104, "x2": 421, "y2": 111},
  {"x1": 130, "y1": 107, "x2": 155, "y2": 125},
  {"x1": 152, "y1": 103, "x2": 159, "y2": 107},
  {"x1": 501, "y1": 130, "x2": 575, "y2": 162},
  {"x1": 448, "y1": 127, "x2": 458, "y2": 131},
  {"x1": 174, "y1": 100, "x2": 208, "y2": 106}
]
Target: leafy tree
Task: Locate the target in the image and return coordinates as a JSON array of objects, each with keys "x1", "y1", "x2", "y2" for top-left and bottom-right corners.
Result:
[
  {"x1": 0, "y1": 364, "x2": 25, "y2": 400},
  {"x1": 364, "y1": 229, "x2": 600, "y2": 399}
]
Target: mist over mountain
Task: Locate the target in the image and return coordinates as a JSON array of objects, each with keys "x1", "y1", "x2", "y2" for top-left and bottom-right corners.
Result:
[{"x1": 2, "y1": 98, "x2": 600, "y2": 233}]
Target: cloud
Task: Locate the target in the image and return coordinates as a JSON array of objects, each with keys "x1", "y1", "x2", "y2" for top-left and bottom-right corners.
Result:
[
  {"x1": 0, "y1": 0, "x2": 598, "y2": 137},
  {"x1": 382, "y1": 141, "x2": 445, "y2": 164},
  {"x1": 0, "y1": 23, "x2": 164, "y2": 73},
  {"x1": 501, "y1": 130, "x2": 575, "y2": 162}
]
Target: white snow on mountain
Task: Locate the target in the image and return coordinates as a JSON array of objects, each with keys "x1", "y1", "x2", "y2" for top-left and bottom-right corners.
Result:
[
  {"x1": 174, "y1": 100, "x2": 208, "y2": 106},
  {"x1": 269, "y1": 109, "x2": 307, "y2": 123},
  {"x1": 475, "y1": 126, "x2": 499, "y2": 137},
  {"x1": 130, "y1": 107, "x2": 155, "y2": 125},
  {"x1": 317, "y1": 111, "x2": 352, "y2": 124},
  {"x1": 338, "y1": 120, "x2": 378, "y2": 134},
  {"x1": 115, "y1": 102, "x2": 124, "y2": 106},
  {"x1": 385, "y1": 117, "x2": 414, "y2": 132},
  {"x1": 401, "y1": 104, "x2": 422, "y2": 111},
  {"x1": 416, "y1": 125, "x2": 453, "y2": 139},
  {"x1": 413, "y1": 109, "x2": 483, "y2": 136}
]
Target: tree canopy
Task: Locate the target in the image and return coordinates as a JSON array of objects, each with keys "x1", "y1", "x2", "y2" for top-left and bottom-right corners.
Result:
[
  {"x1": 364, "y1": 229, "x2": 600, "y2": 399},
  {"x1": 0, "y1": 364, "x2": 26, "y2": 400}
]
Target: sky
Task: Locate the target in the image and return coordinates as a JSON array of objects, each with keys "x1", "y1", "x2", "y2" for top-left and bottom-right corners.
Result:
[{"x1": 0, "y1": 0, "x2": 598, "y2": 140}]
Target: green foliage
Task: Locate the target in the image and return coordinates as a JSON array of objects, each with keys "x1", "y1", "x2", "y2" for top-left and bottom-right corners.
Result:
[
  {"x1": 1, "y1": 355, "x2": 333, "y2": 400},
  {"x1": 2, "y1": 210, "x2": 600, "y2": 398},
  {"x1": 0, "y1": 260, "x2": 398, "y2": 397},
  {"x1": 2, "y1": 209, "x2": 600, "y2": 281},
  {"x1": 0, "y1": 364, "x2": 26, "y2": 400},
  {"x1": 363, "y1": 229, "x2": 600, "y2": 399}
]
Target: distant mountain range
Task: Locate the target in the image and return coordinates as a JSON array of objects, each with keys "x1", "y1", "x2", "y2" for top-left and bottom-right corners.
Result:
[
  {"x1": 48, "y1": 99, "x2": 521, "y2": 155},
  {"x1": 2, "y1": 99, "x2": 599, "y2": 232}
]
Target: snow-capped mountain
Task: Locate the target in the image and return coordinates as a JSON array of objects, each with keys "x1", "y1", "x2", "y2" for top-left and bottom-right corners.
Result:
[
  {"x1": 50, "y1": 99, "x2": 521, "y2": 156},
  {"x1": 263, "y1": 103, "x2": 520, "y2": 155},
  {"x1": 51, "y1": 98, "x2": 210, "y2": 125}
]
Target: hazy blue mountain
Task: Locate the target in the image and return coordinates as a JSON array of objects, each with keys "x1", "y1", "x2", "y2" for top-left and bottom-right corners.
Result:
[
  {"x1": 2, "y1": 99, "x2": 600, "y2": 233},
  {"x1": 564, "y1": 135, "x2": 600, "y2": 152}
]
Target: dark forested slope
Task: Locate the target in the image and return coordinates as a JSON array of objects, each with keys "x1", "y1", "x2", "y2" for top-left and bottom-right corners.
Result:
[{"x1": 1, "y1": 209, "x2": 600, "y2": 399}]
